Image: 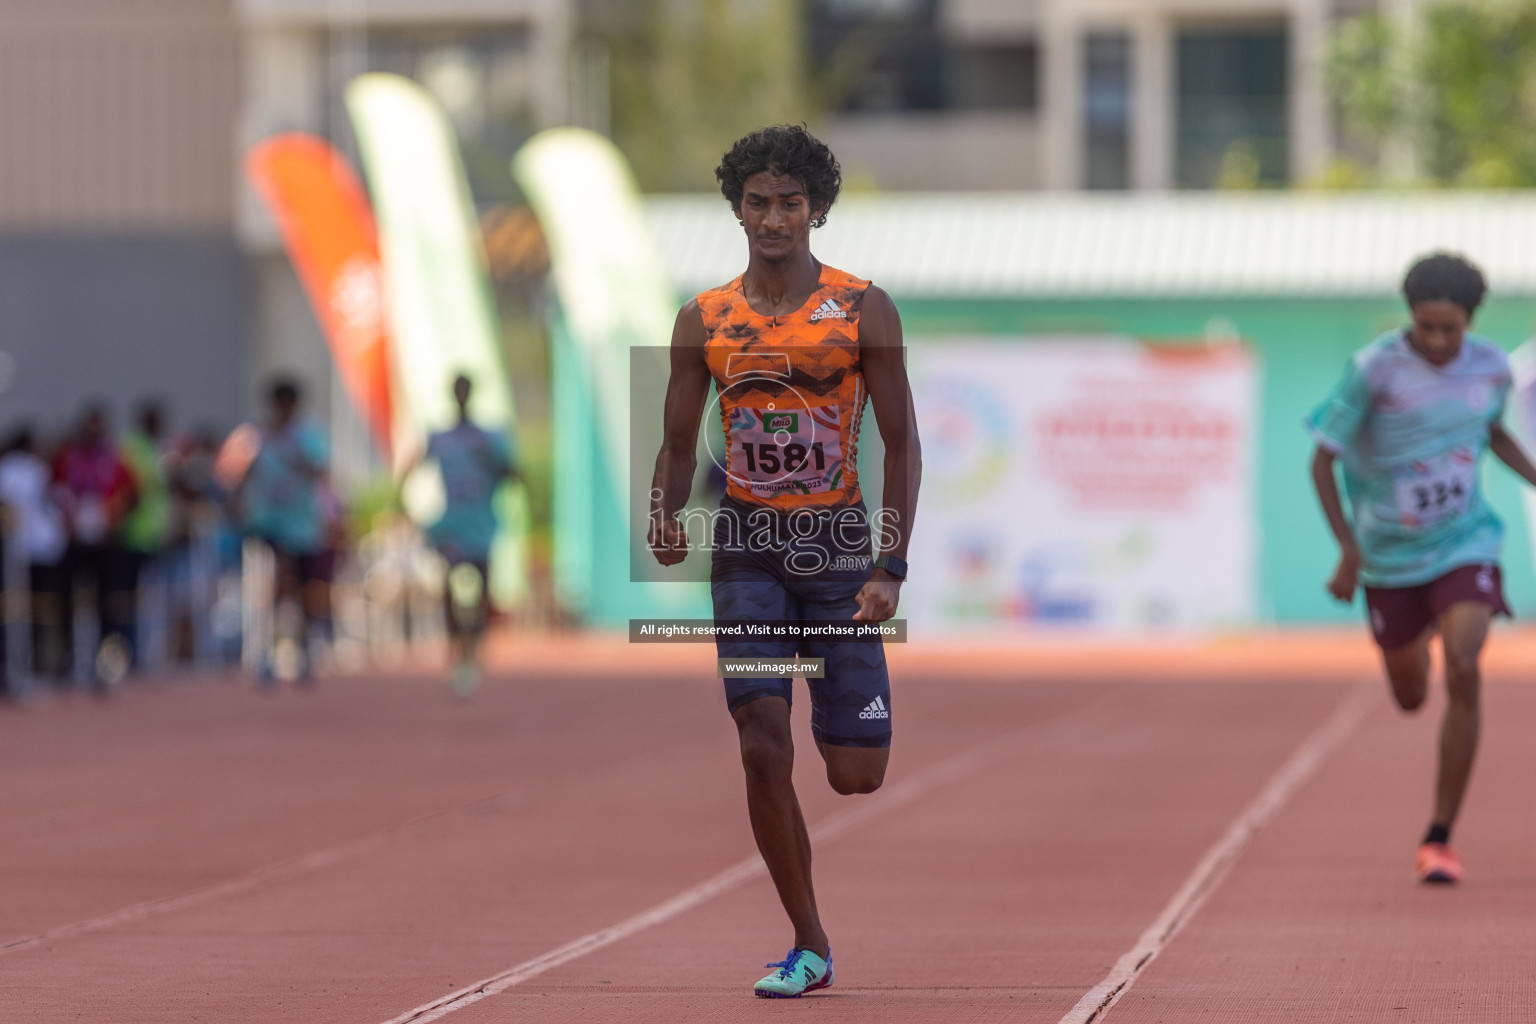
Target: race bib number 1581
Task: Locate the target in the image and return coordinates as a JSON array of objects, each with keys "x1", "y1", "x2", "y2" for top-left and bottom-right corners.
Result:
[{"x1": 728, "y1": 405, "x2": 844, "y2": 498}]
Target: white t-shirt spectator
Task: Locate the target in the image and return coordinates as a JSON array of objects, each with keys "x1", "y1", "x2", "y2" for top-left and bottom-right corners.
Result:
[{"x1": 0, "y1": 449, "x2": 67, "y2": 564}]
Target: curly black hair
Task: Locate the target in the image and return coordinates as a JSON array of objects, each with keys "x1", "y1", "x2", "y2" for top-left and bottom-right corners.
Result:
[
  {"x1": 716, "y1": 125, "x2": 842, "y2": 229},
  {"x1": 1403, "y1": 252, "x2": 1487, "y2": 316}
]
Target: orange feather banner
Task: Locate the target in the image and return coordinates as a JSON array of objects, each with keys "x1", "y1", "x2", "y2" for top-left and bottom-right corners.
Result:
[{"x1": 245, "y1": 133, "x2": 394, "y2": 457}]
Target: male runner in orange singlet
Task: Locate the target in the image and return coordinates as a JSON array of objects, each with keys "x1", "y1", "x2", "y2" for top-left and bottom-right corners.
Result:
[{"x1": 649, "y1": 125, "x2": 921, "y2": 997}]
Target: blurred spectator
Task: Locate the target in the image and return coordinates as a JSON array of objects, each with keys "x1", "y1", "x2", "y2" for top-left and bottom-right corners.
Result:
[
  {"x1": 0, "y1": 425, "x2": 68, "y2": 684},
  {"x1": 121, "y1": 402, "x2": 172, "y2": 557},
  {"x1": 237, "y1": 378, "x2": 333, "y2": 682},
  {"x1": 165, "y1": 427, "x2": 242, "y2": 665},
  {"x1": 52, "y1": 404, "x2": 139, "y2": 687},
  {"x1": 120, "y1": 401, "x2": 173, "y2": 667}
]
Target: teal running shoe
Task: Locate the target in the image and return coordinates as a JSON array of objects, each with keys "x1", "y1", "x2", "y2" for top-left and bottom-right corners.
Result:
[{"x1": 753, "y1": 947, "x2": 832, "y2": 998}]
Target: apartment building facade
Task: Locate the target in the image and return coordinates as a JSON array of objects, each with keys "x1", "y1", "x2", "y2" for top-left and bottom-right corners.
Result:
[{"x1": 817, "y1": 0, "x2": 1381, "y2": 191}]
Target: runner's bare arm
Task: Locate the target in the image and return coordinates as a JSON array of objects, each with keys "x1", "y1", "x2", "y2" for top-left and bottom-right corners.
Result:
[
  {"x1": 1310, "y1": 446, "x2": 1360, "y2": 602},
  {"x1": 649, "y1": 300, "x2": 711, "y2": 566},
  {"x1": 855, "y1": 285, "x2": 922, "y2": 621},
  {"x1": 1489, "y1": 422, "x2": 1536, "y2": 488}
]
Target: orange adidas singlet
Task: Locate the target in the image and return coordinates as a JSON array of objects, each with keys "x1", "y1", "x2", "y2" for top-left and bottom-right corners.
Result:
[{"x1": 699, "y1": 264, "x2": 871, "y2": 512}]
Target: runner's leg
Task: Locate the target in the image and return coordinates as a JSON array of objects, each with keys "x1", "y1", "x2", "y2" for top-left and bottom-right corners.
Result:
[
  {"x1": 733, "y1": 696, "x2": 830, "y2": 958},
  {"x1": 1432, "y1": 600, "x2": 1492, "y2": 831},
  {"x1": 298, "y1": 550, "x2": 334, "y2": 679},
  {"x1": 463, "y1": 560, "x2": 488, "y2": 663},
  {"x1": 269, "y1": 547, "x2": 299, "y2": 681},
  {"x1": 443, "y1": 558, "x2": 487, "y2": 695},
  {"x1": 299, "y1": 551, "x2": 332, "y2": 640},
  {"x1": 441, "y1": 556, "x2": 465, "y2": 666},
  {"x1": 815, "y1": 742, "x2": 888, "y2": 795},
  {"x1": 713, "y1": 502, "x2": 832, "y2": 961},
  {"x1": 794, "y1": 536, "x2": 891, "y2": 796},
  {"x1": 452, "y1": 560, "x2": 489, "y2": 653},
  {"x1": 1380, "y1": 625, "x2": 1434, "y2": 711}
]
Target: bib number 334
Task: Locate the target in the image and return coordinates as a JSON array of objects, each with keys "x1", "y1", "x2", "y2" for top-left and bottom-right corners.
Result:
[{"x1": 1394, "y1": 449, "x2": 1476, "y2": 530}]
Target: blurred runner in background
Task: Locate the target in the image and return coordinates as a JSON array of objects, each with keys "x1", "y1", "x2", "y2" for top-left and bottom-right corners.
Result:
[
  {"x1": 237, "y1": 378, "x2": 332, "y2": 685},
  {"x1": 51, "y1": 404, "x2": 139, "y2": 690},
  {"x1": 406, "y1": 374, "x2": 517, "y2": 698},
  {"x1": 1309, "y1": 252, "x2": 1536, "y2": 885}
]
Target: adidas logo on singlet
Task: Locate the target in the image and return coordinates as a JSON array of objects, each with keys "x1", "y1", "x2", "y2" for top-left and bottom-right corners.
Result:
[{"x1": 809, "y1": 299, "x2": 846, "y2": 322}]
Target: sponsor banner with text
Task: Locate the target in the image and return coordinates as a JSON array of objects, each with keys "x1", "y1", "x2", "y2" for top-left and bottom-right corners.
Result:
[{"x1": 906, "y1": 338, "x2": 1257, "y2": 632}]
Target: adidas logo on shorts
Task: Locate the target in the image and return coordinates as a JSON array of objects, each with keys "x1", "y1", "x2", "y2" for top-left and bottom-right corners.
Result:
[
  {"x1": 809, "y1": 299, "x2": 846, "y2": 322},
  {"x1": 858, "y1": 695, "x2": 889, "y2": 720}
]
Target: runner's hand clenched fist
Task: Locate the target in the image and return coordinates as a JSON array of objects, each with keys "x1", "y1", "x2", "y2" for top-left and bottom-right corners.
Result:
[
  {"x1": 1327, "y1": 546, "x2": 1361, "y2": 603},
  {"x1": 649, "y1": 517, "x2": 689, "y2": 566},
  {"x1": 854, "y1": 579, "x2": 901, "y2": 622}
]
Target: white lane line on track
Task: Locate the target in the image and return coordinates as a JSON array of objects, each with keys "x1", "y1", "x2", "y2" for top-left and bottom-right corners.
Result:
[
  {"x1": 0, "y1": 791, "x2": 520, "y2": 956},
  {"x1": 1056, "y1": 683, "x2": 1376, "y2": 1024},
  {"x1": 378, "y1": 696, "x2": 1114, "y2": 1024}
]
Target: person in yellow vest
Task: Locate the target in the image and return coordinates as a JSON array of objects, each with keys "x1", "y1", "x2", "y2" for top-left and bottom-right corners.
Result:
[{"x1": 120, "y1": 401, "x2": 172, "y2": 669}]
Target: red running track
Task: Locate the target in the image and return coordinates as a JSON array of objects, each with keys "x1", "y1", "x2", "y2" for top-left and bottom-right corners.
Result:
[{"x1": 2, "y1": 635, "x2": 1533, "y2": 1022}]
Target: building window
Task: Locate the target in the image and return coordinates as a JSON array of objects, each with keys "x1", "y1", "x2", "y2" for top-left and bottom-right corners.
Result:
[
  {"x1": 950, "y1": 44, "x2": 1038, "y2": 111},
  {"x1": 1083, "y1": 32, "x2": 1131, "y2": 191},
  {"x1": 813, "y1": 1, "x2": 1035, "y2": 114},
  {"x1": 813, "y1": 0, "x2": 944, "y2": 112},
  {"x1": 1175, "y1": 26, "x2": 1289, "y2": 188},
  {"x1": 823, "y1": 0, "x2": 924, "y2": 13}
]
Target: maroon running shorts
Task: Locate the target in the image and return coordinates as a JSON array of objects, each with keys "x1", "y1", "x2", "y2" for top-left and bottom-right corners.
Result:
[{"x1": 1363, "y1": 562, "x2": 1511, "y2": 651}]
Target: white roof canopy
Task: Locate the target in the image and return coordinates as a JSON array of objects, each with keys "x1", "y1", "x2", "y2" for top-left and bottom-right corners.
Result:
[{"x1": 644, "y1": 192, "x2": 1536, "y2": 299}]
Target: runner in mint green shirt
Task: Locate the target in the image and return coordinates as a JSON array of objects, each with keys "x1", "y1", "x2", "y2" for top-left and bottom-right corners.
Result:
[
  {"x1": 412, "y1": 375, "x2": 516, "y2": 697},
  {"x1": 238, "y1": 378, "x2": 334, "y2": 684},
  {"x1": 1309, "y1": 252, "x2": 1536, "y2": 885}
]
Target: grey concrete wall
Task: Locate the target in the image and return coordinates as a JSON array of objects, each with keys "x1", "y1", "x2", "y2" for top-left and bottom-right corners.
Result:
[
  {"x1": 0, "y1": 235, "x2": 252, "y2": 438},
  {"x1": 820, "y1": 111, "x2": 1043, "y2": 191}
]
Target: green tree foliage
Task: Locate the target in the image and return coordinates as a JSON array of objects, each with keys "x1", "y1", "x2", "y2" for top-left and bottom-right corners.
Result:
[
  {"x1": 1329, "y1": 1, "x2": 1536, "y2": 186},
  {"x1": 603, "y1": 0, "x2": 818, "y2": 192}
]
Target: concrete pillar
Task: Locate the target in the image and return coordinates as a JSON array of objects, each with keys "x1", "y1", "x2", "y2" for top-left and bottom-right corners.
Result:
[
  {"x1": 1290, "y1": 0, "x2": 1332, "y2": 184},
  {"x1": 529, "y1": 0, "x2": 572, "y2": 128},
  {"x1": 1382, "y1": 0, "x2": 1421, "y2": 182},
  {"x1": 1131, "y1": 11, "x2": 1172, "y2": 191},
  {"x1": 1041, "y1": 0, "x2": 1082, "y2": 190},
  {"x1": 237, "y1": 27, "x2": 323, "y2": 249}
]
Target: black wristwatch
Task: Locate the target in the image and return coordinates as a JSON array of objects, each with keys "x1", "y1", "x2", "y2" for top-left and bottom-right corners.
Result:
[{"x1": 872, "y1": 554, "x2": 908, "y2": 581}]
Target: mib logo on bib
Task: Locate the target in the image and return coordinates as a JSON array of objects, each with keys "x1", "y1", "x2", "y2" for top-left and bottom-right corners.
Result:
[
  {"x1": 859, "y1": 696, "x2": 890, "y2": 720},
  {"x1": 809, "y1": 299, "x2": 846, "y2": 322}
]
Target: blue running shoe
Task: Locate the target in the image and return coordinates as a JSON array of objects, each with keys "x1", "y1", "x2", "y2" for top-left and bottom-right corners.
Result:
[{"x1": 753, "y1": 947, "x2": 832, "y2": 998}]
